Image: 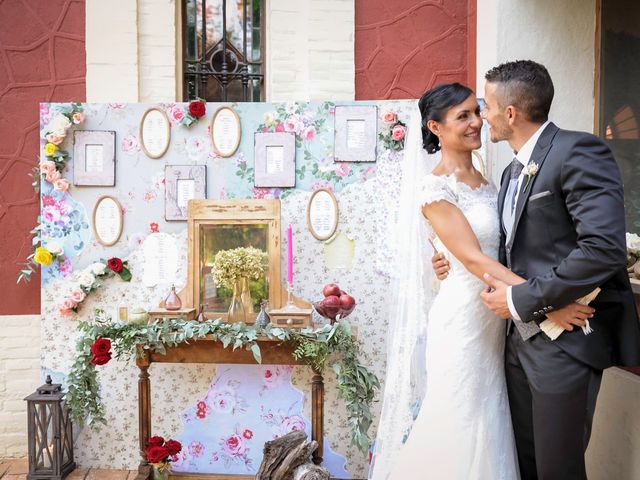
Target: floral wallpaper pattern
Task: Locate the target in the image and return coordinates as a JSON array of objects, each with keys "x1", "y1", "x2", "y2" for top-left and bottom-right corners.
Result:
[{"x1": 40, "y1": 100, "x2": 416, "y2": 478}]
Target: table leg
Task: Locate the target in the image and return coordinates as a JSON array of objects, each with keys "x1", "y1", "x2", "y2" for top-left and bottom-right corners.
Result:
[
  {"x1": 137, "y1": 358, "x2": 151, "y2": 479},
  {"x1": 311, "y1": 370, "x2": 324, "y2": 465}
]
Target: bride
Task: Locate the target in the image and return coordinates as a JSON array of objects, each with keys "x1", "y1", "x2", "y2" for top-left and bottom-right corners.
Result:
[{"x1": 370, "y1": 83, "x2": 521, "y2": 479}]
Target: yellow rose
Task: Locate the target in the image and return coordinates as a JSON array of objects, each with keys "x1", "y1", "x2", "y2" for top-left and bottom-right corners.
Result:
[
  {"x1": 44, "y1": 143, "x2": 58, "y2": 156},
  {"x1": 34, "y1": 247, "x2": 53, "y2": 266}
]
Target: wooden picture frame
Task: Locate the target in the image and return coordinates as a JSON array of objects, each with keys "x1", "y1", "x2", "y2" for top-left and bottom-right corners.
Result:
[
  {"x1": 72, "y1": 130, "x2": 116, "y2": 186},
  {"x1": 92, "y1": 195, "x2": 123, "y2": 246},
  {"x1": 165, "y1": 165, "x2": 207, "y2": 221},
  {"x1": 334, "y1": 105, "x2": 377, "y2": 162},
  {"x1": 254, "y1": 132, "x2": 296, "y2": 187},
  {"x1": 140, "y1": 107, "x2": 171, "y2": 159},
  {"x1": 307, "y1": 188, "x2": 339, "y2": 241},
  {"x1": 186, "y1": 199, "x2": 283, "y2": 323},
  {"x1": 211, "y1": 106, "x2": 241, "y2": 157}
]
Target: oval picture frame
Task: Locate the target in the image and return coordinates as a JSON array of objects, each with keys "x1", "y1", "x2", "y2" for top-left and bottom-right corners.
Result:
[
  {"x1": 92, "y1": 195, "x2": 123, "y2": 246},
  {"x1": 140, "y1": 107, "x2": 171, "y2": 159},
  {"x1": 210, "y1": 106, "x2": 241, "y2": 157},
  {"x1": 307, "y1": 188, "x2": 339, "y2": 241}
]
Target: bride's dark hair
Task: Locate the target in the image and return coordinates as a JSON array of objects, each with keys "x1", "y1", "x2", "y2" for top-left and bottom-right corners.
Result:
[{"x1": 418, "y1": 83, "x2": 474, "y2": 153}]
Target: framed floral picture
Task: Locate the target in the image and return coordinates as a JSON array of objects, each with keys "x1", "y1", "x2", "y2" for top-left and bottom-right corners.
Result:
[
  {"x1": 334, "y1": 105, "x2": 377, "y2": 162},
  {"x1": 254, "y1": 132, "x2": 296, "y2": 187},
  {"x1": 165, "y1": 165, "x2": 207, "y2": 221},
  {"x1": 73, "y1": 130, "x2": 116, "y2": 186}
]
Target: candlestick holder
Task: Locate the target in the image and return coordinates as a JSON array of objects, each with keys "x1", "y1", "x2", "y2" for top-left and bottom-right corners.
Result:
[{"x1": 268, "y1": 282, "x2": 312, "y2": 328}]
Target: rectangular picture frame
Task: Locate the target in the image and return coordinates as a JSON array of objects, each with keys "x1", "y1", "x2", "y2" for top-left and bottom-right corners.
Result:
[
  {"x1": 254, "y1": 132, "x2": 296, "y2": 187},
  {"x1": 334, "y1": 105, "x2": 377, "y2": 162},
  {"x1": 165, "y1": 165, "x2": 207, "y2": 221},
  {"x1": 73, "y1": 130, "x2": 116, "y2": 186}
]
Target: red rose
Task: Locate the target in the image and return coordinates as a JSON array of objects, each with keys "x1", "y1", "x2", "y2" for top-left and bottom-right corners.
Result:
[
  {"x1": 242, "y1": 429, "x2": 253, "y2": 440},
  {"x1": 90, "y1": 338, "x2": 111, "y2": 356},
  {"x1": 188, "y1": 101, "x2": 206, "y2": 118},
  {"x1": 90, "y1": 353, "x2": 112, "y2": 366},
  {"x1": 148, "y1": 436, "x2": 165, "y2": 447},
  {"x1": 165, "y1": 439, "x2": 182, "y2": 456},
  {"x1": 145, "y1": 445, "x2": 169, "y2": 464},
  {"x1": 107, "y1": 257, "x2": 123, "y2": 273}
]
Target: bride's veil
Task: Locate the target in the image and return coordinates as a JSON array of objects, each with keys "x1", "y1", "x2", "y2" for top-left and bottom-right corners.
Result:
[{"x1": 369, "y1": 102, "x2": 441, "y2": 479}]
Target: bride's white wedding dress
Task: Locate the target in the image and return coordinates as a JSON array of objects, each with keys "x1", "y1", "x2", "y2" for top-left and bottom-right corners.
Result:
[{"x1": 388, "y1": 173, "x2": 520, "y2": 480}]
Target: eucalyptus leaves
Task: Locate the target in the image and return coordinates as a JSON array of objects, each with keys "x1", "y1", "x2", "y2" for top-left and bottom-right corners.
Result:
[{"x1": 67, "y1": 312, "x2": 379, "y2": 454}]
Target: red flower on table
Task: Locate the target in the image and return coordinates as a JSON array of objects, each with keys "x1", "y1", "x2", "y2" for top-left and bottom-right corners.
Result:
[
  {"x1": 145, "y1": 445, "x2": 169, "y2": 464},
  {"x1": 165, "y1": 439, "x2": 182, "y2": 456},
  {"x1": 107, "y1": 257, "x2": 123, "y2": 273},
  {"x1": 188, "y1": 101, "x2": 206, "y2": 118},
  {"x1": 148, "y1": 436, "x2": 165, "y2": 447}
]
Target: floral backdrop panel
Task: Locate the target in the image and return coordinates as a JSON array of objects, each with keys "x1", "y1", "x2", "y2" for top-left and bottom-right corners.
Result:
[{"x1": 38, "y1": 100, "x2": 416, "y2": 478}]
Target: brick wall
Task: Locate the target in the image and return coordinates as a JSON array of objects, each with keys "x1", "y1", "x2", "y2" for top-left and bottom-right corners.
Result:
[{"x1": 0, "y1": 316, "x2": 41, "y2": 457}]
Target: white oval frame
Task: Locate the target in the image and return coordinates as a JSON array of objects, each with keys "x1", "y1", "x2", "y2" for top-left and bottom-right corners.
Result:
[
  {"x1": 211, "y1": 106, "x2": 241, "y2": 157},
  {"x1": 140, "y1": 107, "x2": 171, "y2": 159},
  {"x1": 307, "y1": 188, "x2": 339, "y2": 241},
  {"x1": 92, "y1": 195, "x2": 123, "y2": 246}
]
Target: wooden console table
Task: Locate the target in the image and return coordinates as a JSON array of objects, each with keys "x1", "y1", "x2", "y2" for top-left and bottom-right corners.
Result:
[{"x1": 134, "y1": 337, "x2": 324, "y2": 480}]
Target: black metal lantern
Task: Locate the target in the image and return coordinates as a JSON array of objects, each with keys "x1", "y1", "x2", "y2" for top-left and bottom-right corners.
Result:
[{"x1": 24, "y1": 376, "x2": 76, "y2": 480}]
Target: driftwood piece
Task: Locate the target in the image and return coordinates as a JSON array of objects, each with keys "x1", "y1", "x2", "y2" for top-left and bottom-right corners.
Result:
[
  {"x1": 271, "y1": 439, "x2": 318, "y2": 479},
  {"x1": 292, "y1": 463, "x2": 331, "y2": 480},
  {"x1": 255, "y1": 431, "x2": 307, "y2": 479},
  {"x1": 255, "y1": 431, "x2": 329, "y2": 480}
]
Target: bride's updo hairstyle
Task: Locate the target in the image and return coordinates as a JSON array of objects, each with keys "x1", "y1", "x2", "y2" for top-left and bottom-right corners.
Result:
[{"x1": 418, "y1": 83, "x2": 474, "y2": 153}]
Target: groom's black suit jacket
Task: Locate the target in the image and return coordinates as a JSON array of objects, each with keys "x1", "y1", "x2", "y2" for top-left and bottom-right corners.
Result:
[{"x1": 497, "y1": 122, "x2": 640, "y2": 370}]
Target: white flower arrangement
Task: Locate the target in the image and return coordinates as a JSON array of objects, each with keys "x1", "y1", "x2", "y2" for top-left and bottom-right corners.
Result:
[
  {"x1": 626, "y1": 232, "x2": 640, "y2": 257},
  {"x1": 210, "y1": 246, "x2": 267, "y2": 289}
]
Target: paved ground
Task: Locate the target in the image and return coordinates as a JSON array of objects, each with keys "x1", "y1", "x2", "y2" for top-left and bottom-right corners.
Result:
[{"x1": 0, "y1": 458, "x2": 138, "y2": 479}]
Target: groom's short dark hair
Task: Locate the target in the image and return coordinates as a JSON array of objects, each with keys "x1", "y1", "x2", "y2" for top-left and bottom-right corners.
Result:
[{"x1": 485, "y1": 60, "x2": 554, "y2": 123}]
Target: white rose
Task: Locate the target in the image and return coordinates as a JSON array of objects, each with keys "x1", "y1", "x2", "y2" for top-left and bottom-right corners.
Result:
[
  {"x1": 77, "y1": 271, "x2": 96, "y2": 288},
  {"x1": 89, "y1": 262, "x2": 107, "y2": 276},
  {"x1": 626, "y1": 233, "x2": 640, "y2": 253},
  {"x1": 45, "y1": 241, "x2": 63, "y2": 256},
  {"x1": 49, "y1": 113, "x2": 71, "y2": 132}
]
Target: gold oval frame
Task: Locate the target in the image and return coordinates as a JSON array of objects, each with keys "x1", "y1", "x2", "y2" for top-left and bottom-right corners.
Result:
[
  {"x1": 210, "y1": 106, "x2": 241, "y2": 158},
  {"x1": 140, "y1": 107, "x2": 171, "y2": 159},
  {"x1": 92, "y1": 195, "x2": 124, "y2": 247},
  {"x1": 306, "y1": 188, "x2": 339, "y2": 241}
]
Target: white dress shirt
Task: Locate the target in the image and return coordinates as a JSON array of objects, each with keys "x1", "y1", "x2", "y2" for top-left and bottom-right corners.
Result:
[{"x1": 505, "y1": 121, "x2": 550, "y2": 321}]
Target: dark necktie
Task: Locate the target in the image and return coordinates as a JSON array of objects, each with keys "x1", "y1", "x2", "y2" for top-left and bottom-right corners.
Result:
[{"x1": 509, "y1": 158, "x2": 524, "y2": 213}]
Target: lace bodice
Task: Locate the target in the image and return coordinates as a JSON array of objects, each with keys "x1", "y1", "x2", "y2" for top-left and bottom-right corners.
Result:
[{"x1": 420, "y1": 173, "x2": 500, "y2": 274}]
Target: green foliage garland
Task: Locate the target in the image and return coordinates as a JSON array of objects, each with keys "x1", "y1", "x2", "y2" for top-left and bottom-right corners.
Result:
[{"x1": 67, "y1": 311, "x2": 379, "y2": 454}]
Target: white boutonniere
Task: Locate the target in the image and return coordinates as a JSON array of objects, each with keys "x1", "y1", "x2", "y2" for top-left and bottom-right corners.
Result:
[{"x1": 524, "y1": 162, "x2": 539, "y2": 189}]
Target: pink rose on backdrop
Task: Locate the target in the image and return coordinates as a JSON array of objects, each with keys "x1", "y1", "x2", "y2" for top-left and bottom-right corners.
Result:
[
  {"x1": 71, "y1": 290, "x2": 86, "y2": 303},
  {"x1": 301, "y1": 125, "x2": 316, "y2": 141},
  {"x1": 391, "y1": 124, "x2": 406, "y2": 141},
  {"x1": 168, "y1": 104, "x2": 186, "y2": 123},
  {"x1": 363, "y1": 166, "x2": 377, "y2": 180},
  {"x1": 53, "y1": 179, "x2": 70, "y2": 192},
  {"x1": 121, "y1": 135, "x2": 140, "y2": 154},
  {"x1": 280, "y1": 415, "x2": 306, "y2": 434},
  {"x1": 109, "y1": 103, "x2": 125, "y2": 110},
  {"x1": 72, "y1": 112, "x2": 84, "y2": 124},
  {"x1": 283, "y1": 115, "x2": 303, "y2": 134},
  {"x1": 382, "y1": 111, "x2": 398, "y2": 124},
  {"x1": 242, "y1": 429, "x2": 253, "y2": 440},
  {"x1": 222, "y1": 434, "x2": 246, "y2": 457},
  {"x1": 188, "y1": 441, "x2": 205, "y2": 458},
  {"x1": 42, "y1": 194, "x2": 55, "y2": 206},
  {"x1": 335, "y1": 162, "x2": 350, "y2": 177},
  {"x1": 40, "y1": 160, "x2": 56, "y2": 175},
  {"x1": 275, "y1": 122, "x2": 285, "y2": 132},
  {"x1": 253, "y1": 187, "x2": 275, "y2": 200},
  {"x1": 46, "y1": 133, "x2": 65, "y2": 145},
  {"x1": 46, "y1": 169, "x2": 62, "y2": 183}
]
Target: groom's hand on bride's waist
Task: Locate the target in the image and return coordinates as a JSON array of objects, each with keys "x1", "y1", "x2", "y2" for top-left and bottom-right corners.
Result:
[
  {"x1": 431, "y1": 252, "x2": 450, "y2": 280},
  {"x1": 480, "y1": 274, "x2": 511, "y2": 319}
]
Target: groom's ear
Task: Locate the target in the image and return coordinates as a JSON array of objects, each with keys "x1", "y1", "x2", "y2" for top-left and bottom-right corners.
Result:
[{"x1": 505, "y1": 105, "x2": 517, "y2": 125}]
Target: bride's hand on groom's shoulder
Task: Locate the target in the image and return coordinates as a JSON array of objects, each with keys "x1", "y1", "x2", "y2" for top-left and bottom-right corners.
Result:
[
  {"x1": 545, "y1": 304, "x2": 595, "y2": 332},
  {"x1": 431, "y1": 252, "x2": 450, "y2": 280}
]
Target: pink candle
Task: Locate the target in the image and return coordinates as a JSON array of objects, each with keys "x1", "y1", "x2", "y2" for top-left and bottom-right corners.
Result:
[{"x1": 287, "y1": 224, "x2": 293, "y2": 285}]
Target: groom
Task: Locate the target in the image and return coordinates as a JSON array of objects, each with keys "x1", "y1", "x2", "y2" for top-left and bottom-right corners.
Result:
[{"x1": 434, "y1": 60, "x2": 640, "y2": 479}]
